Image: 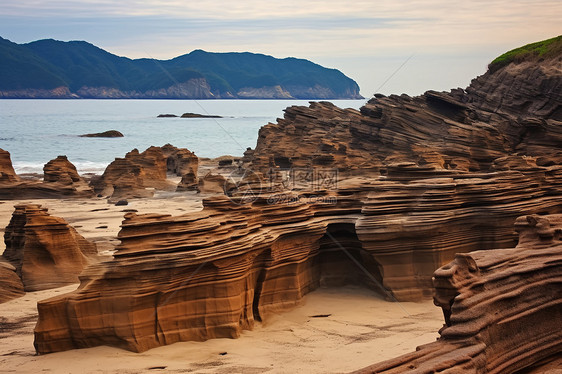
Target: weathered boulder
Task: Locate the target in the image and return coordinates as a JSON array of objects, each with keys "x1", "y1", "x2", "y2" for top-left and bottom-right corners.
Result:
[
  {"x1": 92, "y1": 146, "x2": 171, "y2": 200},
  {"x1": 79, "y1": 130, "x2": 124, "y2": 138},
  {"x1": 3, "y1": 204, "x2": 97, "y2": 291},
  {"x1": 0, "y1": 258, "x2": 25, "y2": 303}
]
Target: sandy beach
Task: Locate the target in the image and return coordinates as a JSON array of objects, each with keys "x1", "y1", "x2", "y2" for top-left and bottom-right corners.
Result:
[
  {"x1": 0, "y1": 284, "x2": 442, "y2": 374},
  {"x1": 0, "y1": 194, "x2": 444, "y2": 374}
]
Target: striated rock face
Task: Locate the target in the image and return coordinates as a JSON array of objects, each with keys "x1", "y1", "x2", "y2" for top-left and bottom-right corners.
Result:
[
  {"x1": 93, "y1": 145, "x2": 199, "y2": 199},
  {"x1": 0, "y1": 258, "x2": 25, "y2": 303},
  {"x1": 33, "y1": 168, "x2": 562, "y2": 353},
  {"x1": 161, "y1": 144, "x2": 199, "y2": 191},
  {"x1": 0, "y1": 150, "x2": 93, "y2": 199},
  {"x1": 463, "y1": 53, "x2": 562, "y2": 121},
  {"x1": 0, "y1": 148, "x2": 19, "y2": 183},
  {"x1": 43, "y1": 156, "x2": 82, "y2": 184},
  {"x1": 33, "y1": 40, "x2": 562, "y2": 355},
  {"x1": 354, "y1": 213, "x2": 562, "y2": 373},
  {"x1": 0, "y1": 148, "x2": 20, "y2": 184},
  {"x1": 248, "y1": 48, "x2": 561, "y2": 176},
  {"x1": 92, "y1": 146, "x2": 170, "y2": 200},
  {"x1": 3, "y1": 204, "x2": 97, "y2": 292}
]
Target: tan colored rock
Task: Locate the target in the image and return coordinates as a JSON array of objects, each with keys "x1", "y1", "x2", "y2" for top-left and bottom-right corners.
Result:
[
  {"x1": 43, "y1": 155, "x2": 82, "y2": 184},
  {"x1": 354, "y1": 214, "x2": 562, "y2": 373},
  {"x1": 33, "y1": 167, "x2": 562, "y2": 353},
  {"x1": 0, "y1": 152, "x2": 93, "y2": 199},
  {"x1": 197, "y1": 172, "x2": 230, "y2": 194},
  {"x1": 3, "y1": 204, "x2": 97, "y2": 291},
  {"x1": 92, "y1": 146, "x2": 171, "y2": 199},
  {"x1": 0, "y1": 257, "x2": 24, "y2": 303},
  {"x1": 32, "y1": 42, "x2": 562, "y2": 356},
  {"x1": 161, "y1": 144, "x2": 199, "y2": 191},
  {"x1": 0, "y1": 148, "x2": 19, "y2": 183}
]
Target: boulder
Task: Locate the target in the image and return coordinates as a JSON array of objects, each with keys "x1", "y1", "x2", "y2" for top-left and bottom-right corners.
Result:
[
  {"x1": 80, "y1": 130, "x2": 124, "y2": 138},
  {"x1": 3, "y1": 204, "x2": 97, "y2": 291}
]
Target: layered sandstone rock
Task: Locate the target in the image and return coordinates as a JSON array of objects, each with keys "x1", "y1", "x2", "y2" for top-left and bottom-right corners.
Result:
[
  {"x1": 33, "y1": 167, "x2": 562, "y2": 353},
  {"x1": 0, "y1": 257, "x2": 25, "y2": 303},
  {"x1": 161, "y1": 144, "x2": 199, "y2": 191},
  {"x1": 43, "y1": 156, "x2": 82, "y2": 184},
  {"x1": 43, "y1": 156, "x2": 94, "y2": 198},
  {"x1": 3, "y1": 204, "x2": 97, "y2": 291},
  {"x1": 247, "y1": 50, "x2": 561, "y2": 176},
  {"x1": 354, "y1": 213, "x2": 562, "y2": 373},
  {"x1": 92, "y1": 146, "x2": 170, "y2": 200},
  {"x1": 0, "y1": 148, "x2": 19, "y2": 183},
  {"x1": 93, "y1": 145, "x2": 199, "y2": 199},
  {"x1": 33, "y1": 39, "x2": 562, "y2": 355},
  {"x1": 0, "y1": 150, "x2": 93, "y2": 199}
]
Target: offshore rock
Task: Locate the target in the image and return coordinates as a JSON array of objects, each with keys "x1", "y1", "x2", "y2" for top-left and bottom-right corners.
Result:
[
  {"x1": 79, "y1": 130, "x2": 124, "y2": 138},
  {"x1": 3, "y1": 204, "x2": 97, "y2": 292},
  {"x1": 354, "y1": 213, "x2": 562, "y2": 373}
]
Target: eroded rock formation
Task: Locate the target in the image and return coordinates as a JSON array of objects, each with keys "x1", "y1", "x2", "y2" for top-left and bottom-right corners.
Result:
[
  {"x1": 0, "y1": 258, "x2": 25, "y2": 303},
  {"x1": 92, "y1": 145, "x2": 200, "y2": 199},
  {"x1": 161, "y1": 144, "x2": 199, "y2": 191},
  {"x1": 354, "y1": 213, "x2": 562, "y2": 373},
  {"x1": 247, "y1": 44, "x2": 561, "y2": 176},
  {"x1": 33, "y1": 168, "x2": 562, "y2": 353},
  {"x1": 0, "y1": 148, "x2": 19, "y2": 183},
  {"x1": 91, "y1": 146, "x2": 171, "y2": 200},
  {"x1": 3, "y1": 204, "x2": 97, "y2": 291},
  {"x1": 0, "y1": 150, "x2": 94, "y2": 199},
  {"x1": 33, "y1": 38, "x2": 562, "y2": 356}
]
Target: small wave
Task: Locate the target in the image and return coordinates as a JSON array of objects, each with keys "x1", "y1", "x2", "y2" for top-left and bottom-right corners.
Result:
[
  {"x1": 13, "y1": 161, "x2": 109, "y2": 175},
  {"x1": 0, "y1": 137, "x2": 16, "y2": 141}
]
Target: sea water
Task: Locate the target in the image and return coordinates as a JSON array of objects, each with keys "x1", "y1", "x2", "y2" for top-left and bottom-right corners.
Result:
[{"x1": 0, "y1": 99, "x2": 365, "y2": 174}]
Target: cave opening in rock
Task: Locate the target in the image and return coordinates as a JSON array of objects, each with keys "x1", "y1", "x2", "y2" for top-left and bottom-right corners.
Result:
[{"x1": 315, "y1": 223, "x2": 384, "y2": 295}]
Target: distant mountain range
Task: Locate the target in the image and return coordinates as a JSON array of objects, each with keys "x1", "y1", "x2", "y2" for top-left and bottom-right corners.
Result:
[{"x1": 0, "y1": 37, "x2": 363, "y2": 99}]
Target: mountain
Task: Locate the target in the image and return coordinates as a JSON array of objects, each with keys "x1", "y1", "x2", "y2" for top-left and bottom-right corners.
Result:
[{"x1": 0, "y1": 37, "x2": 363, "y2": 99}]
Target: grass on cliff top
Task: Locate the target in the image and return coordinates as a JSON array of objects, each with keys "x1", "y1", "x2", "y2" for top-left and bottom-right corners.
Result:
[{"x1": 488, "y1": 35, "x2": 562, "y2": 72}]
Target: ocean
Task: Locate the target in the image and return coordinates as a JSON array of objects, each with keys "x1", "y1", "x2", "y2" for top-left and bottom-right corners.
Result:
[{"x1": 0, "y1": 99, "x2": 365, "y2": 175}]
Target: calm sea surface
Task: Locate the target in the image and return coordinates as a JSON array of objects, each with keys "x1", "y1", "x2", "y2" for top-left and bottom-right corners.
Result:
[{"x1": 0, "y1": 99, "x2": 365, "y2": 174}]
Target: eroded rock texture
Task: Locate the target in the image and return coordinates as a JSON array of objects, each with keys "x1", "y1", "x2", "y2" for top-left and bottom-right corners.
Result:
[
  {"x1": 33, "y1": 43, "x2": 562, "y2": 355},
  {"x1": 248, "y1": 49, "x2": 561, "y2": 176},
  {"x1": 92, "y1": 145, "x2": 199, "y2": 199},
  {"x1": 0, "y1": 258, "x2": 25, "y2": 303},
  {"x1": 161, "y1": 144, "x2": 199, "y2": 191},
  {"x1": 33, "y1": 170, "x2": 562, "y2": 354},
  {"x1": 0, "y1": 150, "x2": 93, "y2": 199},
  {"x1": 354, "y1": 213, "x2": 562, "y2": 373},
  {"x1": 0, "y1": 148, "x2": 19, "y2": 183},
  {"x1": 3, "y1": 204, "x2": 97, "y2": 292}
]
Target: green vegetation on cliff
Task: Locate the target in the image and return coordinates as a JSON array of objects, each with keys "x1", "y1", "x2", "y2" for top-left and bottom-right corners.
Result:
[
  {"x1": 489, "y1": 35, "x2": 562, "y2": 72},
  {"x1": 0, "y1": 37, "x2": 362, "y2": 99}
]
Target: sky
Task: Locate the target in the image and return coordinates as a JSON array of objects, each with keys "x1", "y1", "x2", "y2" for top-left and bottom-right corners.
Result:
[{"x1": 1, "y1": 0, "x2": 561, "y2": 97}]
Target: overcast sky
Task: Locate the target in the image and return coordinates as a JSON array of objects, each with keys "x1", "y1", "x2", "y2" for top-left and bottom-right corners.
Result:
[{"x1": 1, "y1": 0, "x2": 560, "y2": 97}]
